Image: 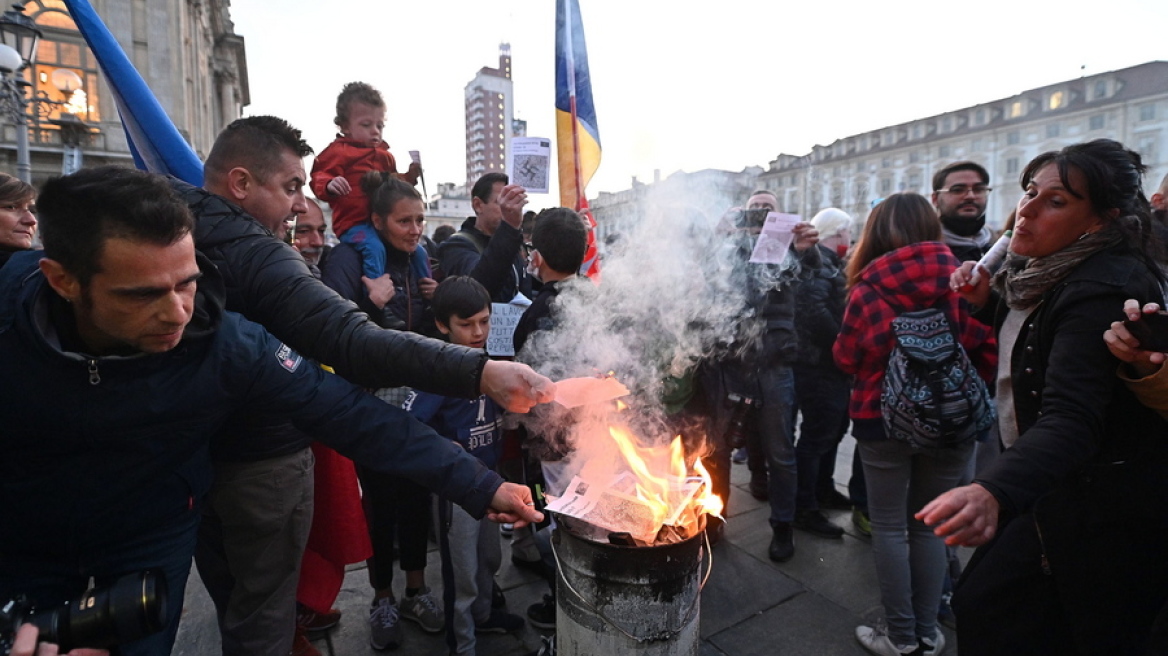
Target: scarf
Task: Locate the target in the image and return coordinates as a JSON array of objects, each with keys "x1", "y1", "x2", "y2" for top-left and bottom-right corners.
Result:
[{"x1": 993, "y1": 225, "x2": 1125, "y2": 310}]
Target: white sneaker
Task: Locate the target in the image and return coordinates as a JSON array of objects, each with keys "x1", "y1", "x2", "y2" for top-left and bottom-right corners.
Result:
[
  {"x1": 855, "y1": 624, "x2": 919, "y2": 656},
  {"x1": 921, "y1": 630, "x2": 946, "y2": 656},
  {"x1": 400, "y1": 587, "x2": 444, "y2": 633}
]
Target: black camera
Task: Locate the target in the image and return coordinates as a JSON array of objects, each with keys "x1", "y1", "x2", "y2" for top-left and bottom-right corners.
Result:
[
  {"x1": 728, "y1": 208, "x2": 769, "y2": 229},
  {"x1": 0, "y1": 570, "x2": 167, "y2": 655}
]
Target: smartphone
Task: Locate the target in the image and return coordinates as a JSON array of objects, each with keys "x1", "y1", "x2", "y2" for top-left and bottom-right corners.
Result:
[
  {"x1": 731, "y1": 208, "x2": 769, "y2": 229},
  {"x1": 1123, "y1": 310, "x2": 1168, "y2": 353}
]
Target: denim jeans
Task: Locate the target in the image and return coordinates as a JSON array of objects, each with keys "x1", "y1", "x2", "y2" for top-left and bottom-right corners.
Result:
[
  {"x1": 792, "y1": 363, "x2": 851, "y2": 511},
  {"x1": 757, "y1": 365, "x2": 797, "y2": 526},
  {"x1": 0, "y1": 512, "x2": 199, "y2": 656},
  {"x1": 856, "y1": 420, "x2": 973, "y2": 647}
]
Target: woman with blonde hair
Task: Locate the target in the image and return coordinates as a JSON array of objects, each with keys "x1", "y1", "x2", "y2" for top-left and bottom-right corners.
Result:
[{"x1": 834, "y1": 193, "x2": 996, "y2": 656}]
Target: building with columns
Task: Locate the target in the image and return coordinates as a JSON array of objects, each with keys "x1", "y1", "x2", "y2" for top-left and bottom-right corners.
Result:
[
  {"x1": 0, "y1": 0, "x2": 247, "y2": 186},
  {"x1": 755, "y1": 61, "x2": 1168, "y2": 232}
]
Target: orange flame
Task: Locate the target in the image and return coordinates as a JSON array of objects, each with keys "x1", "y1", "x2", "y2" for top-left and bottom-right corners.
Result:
[{"x1": 693, "y1": 456, "x2": 724, "y2": 519}]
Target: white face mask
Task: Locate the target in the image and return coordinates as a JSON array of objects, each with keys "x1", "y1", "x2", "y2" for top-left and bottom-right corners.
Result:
[{"x1": 526, "y1": 251, "x2": 539, "y2": 278}]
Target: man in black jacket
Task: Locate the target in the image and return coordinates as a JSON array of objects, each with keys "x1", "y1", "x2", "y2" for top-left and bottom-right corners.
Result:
[
  {"x1": 178, "y1": 117, "x2": 553, "y2": 656},
  {"x1": 437, "y1": 172, "x2": 533, "y2": 303}
]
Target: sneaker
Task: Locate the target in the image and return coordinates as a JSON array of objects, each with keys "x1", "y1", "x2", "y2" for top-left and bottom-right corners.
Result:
[
  {"x1": 749, "y1": 475, "x2": 769, "y2": 501},
  {"x1": 731, "y1": 447, "x2": 748, "y2": 464},
  {"x1": 937, "y1": 592, "x2": 957, "y2": 631},
  {"x1": 500, "y1": 522, "x2": 514, "y2": 538},
  {"x1": 296, "y1": 602, "x2": 341, "y2": 633},
  {"x1": 368, "y1": 596, "x2": 403, "y2": 651},
  {"x1": 526, "y1": 593, "x2": 556, "y2": 630},
  {"x1": 525, "y1": 634, "x2": 556, "y2": 656},
  {"x1": 852, "y1": 507, "x2": 872, "y2": 537},
  {"x1": 855, "y1": 623, "x2": 922, "y2": 656},
  {"x1": 291, "y1": 626, "x2": 322, "y2": 656},
  {"x1": 921, "y1": 630, "x2": 946, "y2": 656},
  {"x1": 768, "y1": 522, "x2": 795, "y2": 562},
  {"x1": 400, "y1": 587, "x2": 444, "y2": 633},
  {"x1": 475, "y1": 608, "x2": 525, "y2": 634},
  {"x1": 817, "y1": 488, "x2": 853, "y2": 511},
  {"x1": 794, "y1": 509, "x2": 845, "y2": 539}
]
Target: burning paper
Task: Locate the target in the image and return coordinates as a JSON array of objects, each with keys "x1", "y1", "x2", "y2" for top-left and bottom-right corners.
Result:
[
  {"x1": 546, "y1": 472, "x2": 704, "y2": 545},
  {"x1": 553, "y1": 376, "x2": 630, "y2": 408}
]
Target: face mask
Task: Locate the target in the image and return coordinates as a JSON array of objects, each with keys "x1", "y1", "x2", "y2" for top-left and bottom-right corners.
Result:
[{"x1": 526, "y1": 252, "x2": 539, "y2": 277}]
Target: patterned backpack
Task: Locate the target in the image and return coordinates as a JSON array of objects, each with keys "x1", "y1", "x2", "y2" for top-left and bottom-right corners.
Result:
[{"x1": 880, "y1": 308, "x2": 995, "y2": 449}]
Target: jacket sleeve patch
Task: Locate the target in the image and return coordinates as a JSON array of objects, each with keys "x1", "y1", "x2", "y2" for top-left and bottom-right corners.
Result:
[{"x1": 274, "y1": 343, "x2": 303, "y2": 372}]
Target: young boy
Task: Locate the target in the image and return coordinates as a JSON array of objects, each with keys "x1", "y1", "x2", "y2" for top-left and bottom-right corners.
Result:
[
  {"x1": 511, "y1": 208, "x2": 588, "y2": 635},
  {"x1": 310, "y1": 82, "x2": 421, "y2": 280},
  {"x1": 402, "y1": 276, "x2": 526, "y2": 654}
]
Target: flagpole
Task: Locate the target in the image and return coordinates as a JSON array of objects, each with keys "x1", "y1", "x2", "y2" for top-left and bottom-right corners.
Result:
[{"x1": 563, "y1": 0, "x2": 586, "y2": 211}]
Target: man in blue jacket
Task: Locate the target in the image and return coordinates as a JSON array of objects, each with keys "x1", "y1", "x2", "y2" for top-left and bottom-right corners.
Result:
[{"x1": 0, "y1": 167, "x2": 541, "y2": 656}]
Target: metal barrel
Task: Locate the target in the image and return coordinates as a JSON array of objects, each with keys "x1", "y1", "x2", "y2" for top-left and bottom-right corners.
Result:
[{"x1": 553, "y1": 524, "x2": 704, "y2": 655}]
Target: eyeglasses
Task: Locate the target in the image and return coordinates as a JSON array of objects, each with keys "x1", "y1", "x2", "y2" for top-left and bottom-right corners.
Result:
[{"x1": 937, "y1": 185, "x2": 992, "y2": 197}]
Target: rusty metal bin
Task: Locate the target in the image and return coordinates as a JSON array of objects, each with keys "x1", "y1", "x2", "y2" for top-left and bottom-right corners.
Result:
[{"x1": 552, "y1": 522, "x2": 707, "y2": 655}]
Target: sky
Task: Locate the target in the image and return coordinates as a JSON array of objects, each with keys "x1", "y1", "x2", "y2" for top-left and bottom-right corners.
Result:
[{"x1": 231, "y1": 0, "x2": 1168, "y2": 208}]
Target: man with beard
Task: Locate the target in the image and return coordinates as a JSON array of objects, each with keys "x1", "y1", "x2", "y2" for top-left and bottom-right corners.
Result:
[
  {"x1": 292, "y1": 198, "x2": 331, "y2": 272},
  {"x1": 931, "y1": 161, "x2": 993, "y2": 262}
]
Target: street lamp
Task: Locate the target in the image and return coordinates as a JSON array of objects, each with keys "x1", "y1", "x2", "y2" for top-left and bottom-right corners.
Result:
[{"x1": 0, "y1": 4, "x2": 89, "y2": 182}]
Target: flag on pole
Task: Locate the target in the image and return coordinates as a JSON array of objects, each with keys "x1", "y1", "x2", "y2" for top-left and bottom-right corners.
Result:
[
  {"x1": 63, "y1": 0, "x2": 203, "y2": 184},
  {"x1": 555, "y1": 0, "x2": 601, "y2": 278}
]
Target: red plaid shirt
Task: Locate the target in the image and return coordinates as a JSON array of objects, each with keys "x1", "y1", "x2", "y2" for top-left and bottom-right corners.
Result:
[{"x1": 832, "y1": 241, "x2": 997, "y2": 420}]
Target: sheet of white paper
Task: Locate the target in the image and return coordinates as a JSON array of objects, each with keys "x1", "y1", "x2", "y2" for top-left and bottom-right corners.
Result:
[
  {"x1": 408, "y1": 150, "x2": 421, "y2": 165},
  {"x1": 507, "y1": 137, "x2": 552, "y2": 194},
  {"x1": 750, "y1": 212, "x2": 802, "y2": 264},
  {"x1": 486, "y1": 294, "x2": 531, "y2": 357},
  {"x1": 554, "y1": 377, "x2": 631, "y2": 408}
]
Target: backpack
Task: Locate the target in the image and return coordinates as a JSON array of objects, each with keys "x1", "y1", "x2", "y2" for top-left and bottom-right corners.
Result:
[{"x1": 880, "y1": 308, "x2": 995, "y2": 449}]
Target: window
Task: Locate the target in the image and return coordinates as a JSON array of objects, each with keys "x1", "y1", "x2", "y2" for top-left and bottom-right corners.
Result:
[
  {"x1": 1139, "y1": 137, "x2": 1156, "y2": 164},
  {"x1": 909, "y1": 151, "x2": 920, "y2": 164},
  {"x1": 22, "y1": 0, "x2": 102, "y2": 129},
  {"x1": 880, "y1": 178, "x2": 891, "y2": 194},
  {"x1": 942, "y1": 117, "x2": 952, "y2": 132},
  {"x1": 907, "y1": 173, "x2": 921, "y2": 191},
  {"x1": 912, "y1": 125, "x2": 922, "y2": 139},
  {"x1": 1048, "y1": 91, "x2": 1065, "y2": 110},
  {"x1": 971, "y1": 139, "x2": 984, "y2": 152},
  {"x1": 1089, "y1": 114, "x2": 1105, "y2": 131},
  {"x1": 1140, "y1": 104, "x2": 1156, "y2": 121},
  {"x1": 1008, "y1": 101, "x2": 1024, "y2": 118},
  {"x1": 881, "y1": 157, "x2": 891, "y2": 168},
  {"x1": 1007, "y1": 131, "x2": 1020, "y2": 145},
  {"x1": 975, "y1": 109, "x2": 985, "y2": 125},
  {"x1": 856, "y1": 161, "x2": 864, "y2": 172},
  {"x1": 1046, "y1": 123, "x2": 1061, "y2": 138},
  {"x1": 1093, "y1": 80, "x2": 1107, "y2": 100},
  {"x1": 938, "y1": 145, "x2": 951, "y2": 158},
  {"x1": 1006, "y1": 157, "x2": 1019, "y2": 175}
]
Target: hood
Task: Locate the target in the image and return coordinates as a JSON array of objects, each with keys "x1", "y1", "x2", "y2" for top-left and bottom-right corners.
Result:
[{"x1": 858, "y1": 241, "x2": 957, "y2": 311}]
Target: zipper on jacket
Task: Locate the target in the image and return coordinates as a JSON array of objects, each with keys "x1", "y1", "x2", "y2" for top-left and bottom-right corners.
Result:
[
  {"x1": 1034, "y1": 516, "x2": 1052, "y2": 576},
  {"x1": 87, "y1": 358, "x2": 100, "y2": 385}
]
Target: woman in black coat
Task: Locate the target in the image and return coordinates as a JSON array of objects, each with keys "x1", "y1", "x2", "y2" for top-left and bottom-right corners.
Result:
[{"x1": 919, "y1": 139, "x2": 1168, "y2": 655}]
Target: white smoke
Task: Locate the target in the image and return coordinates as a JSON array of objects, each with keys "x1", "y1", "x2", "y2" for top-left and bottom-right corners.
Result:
[{"x1": 518, "y1": 183, "x2": 802, "y2": 495}]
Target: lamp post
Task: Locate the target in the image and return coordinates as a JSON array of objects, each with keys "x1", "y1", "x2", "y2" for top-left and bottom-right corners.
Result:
[{"x1": 0, "y1": 4, "x2": 88, "y2": 182}]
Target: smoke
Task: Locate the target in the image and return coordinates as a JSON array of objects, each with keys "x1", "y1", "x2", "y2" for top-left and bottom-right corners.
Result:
[{"x1": 518, "y1": 182, "x2": 802, "y2": 495}]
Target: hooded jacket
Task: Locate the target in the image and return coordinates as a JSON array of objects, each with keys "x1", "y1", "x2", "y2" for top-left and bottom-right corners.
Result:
[
  {"x1": 437, "y1": 217, "x2": 531, "y2": 303},
  {"x1": 173, "y1": 178, "x2": 486, "y2": 397},
  {"x1": 309, "y1": 137, "x2": 418, "y2": 238},
  {"x1": 833, "y1": 241, "x2": 996, "y2": 422},
  {"x1": 0, "y1": 251, "x2": 503, "y2": 560}
]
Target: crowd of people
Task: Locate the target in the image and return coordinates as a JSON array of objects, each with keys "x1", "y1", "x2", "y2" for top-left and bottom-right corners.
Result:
[{"x1": 2, "y1": 73, "x2": 1168, "y2": 656}]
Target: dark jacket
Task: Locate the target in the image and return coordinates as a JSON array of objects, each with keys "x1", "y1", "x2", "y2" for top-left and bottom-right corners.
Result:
[
  {"x1": 174, "y1": 178, "x2": 485, "y2": 396},
  {"x1": 794, "y1": 244, "x2": 846, "y2": 368},
  {"x1": 0, "y1": 251, "x2": 503, "y2": 560},
  {"x1": 972, "y1": 245, "x2": 1168, "y2": 651},
  {"x1": 437, "y1": 217, "x2": 531, "y2": 303},
  {"x1": 324, "y1": 240, "x2": 433, "y2": 335}
]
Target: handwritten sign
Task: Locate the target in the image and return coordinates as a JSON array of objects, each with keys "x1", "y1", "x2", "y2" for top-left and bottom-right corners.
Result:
[{"x1": 487, "y1": 302, "x2": 528, "y2": 356}]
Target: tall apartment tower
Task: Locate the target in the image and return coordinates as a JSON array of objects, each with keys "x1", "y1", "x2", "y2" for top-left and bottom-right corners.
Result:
[{"x1": 465, "y1": 44, "x2": 513, "y2": 188}]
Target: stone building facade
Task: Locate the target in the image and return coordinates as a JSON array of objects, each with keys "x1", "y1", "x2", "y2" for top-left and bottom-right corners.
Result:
[{"x1": 0, "y1": 0, "x2": 247, "y2": 185}]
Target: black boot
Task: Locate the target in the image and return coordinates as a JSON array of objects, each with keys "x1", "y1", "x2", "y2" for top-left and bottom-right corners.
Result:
[
  {"x1": 793, "y1": 509, "x2": 845, "y2": 539},
  {"x1": 769, "y1": 522, "x2": 794, "y2": 562}
]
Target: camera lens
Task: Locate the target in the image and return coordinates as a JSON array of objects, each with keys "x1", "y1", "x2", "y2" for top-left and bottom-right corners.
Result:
[{"x1": 29, "y1": 570, "x2": 167, "y2": 652}]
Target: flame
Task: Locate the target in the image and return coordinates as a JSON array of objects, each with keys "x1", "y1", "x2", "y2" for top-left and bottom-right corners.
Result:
[
  {"x1": 615, "y1": 399, "x2": 628, "y2": 412},
  {"x1": 604, "y1": 426, "x2": 724, "y2": 541}
]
